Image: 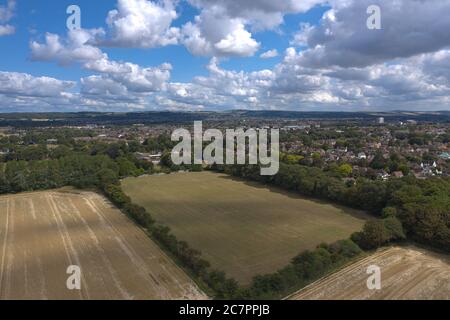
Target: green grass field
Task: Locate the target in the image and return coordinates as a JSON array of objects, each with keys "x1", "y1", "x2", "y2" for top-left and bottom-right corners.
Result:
[{"x1": 122, "y1": 172, "x2": 369, "y2": 284}]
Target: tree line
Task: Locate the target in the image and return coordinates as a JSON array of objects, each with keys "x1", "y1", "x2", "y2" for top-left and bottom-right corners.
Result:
[
  {"x1": 102, "y1": 184, "x2": 239, "y2": 299},
  {"x1": 238, "y1": 239, "x2": 363, "y2": 299},
  {"x1": 210, "y1": 163, "x2": 449, "y2": 253}
]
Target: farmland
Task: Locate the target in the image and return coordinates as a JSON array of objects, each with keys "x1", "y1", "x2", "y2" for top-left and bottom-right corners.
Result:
[
  {"x1": 0, "y1": 190, "x2": 206, "y2": 300},
  {"x1": 121, "y1": 172, "x2": 369, "y2": 284},
  {"x1": 288, "y1": 246, "x2": 450, "y2": 300}
]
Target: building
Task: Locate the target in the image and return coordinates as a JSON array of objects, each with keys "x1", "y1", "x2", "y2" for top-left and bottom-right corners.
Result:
[
  {"x1": 282, "y1": 125, "x2": 311, "y2": 131},
  {"x1": 378, "y1": 171, "x2": 390, "y2": 181},
  {"x1": 46, "y1": 139, "x2": 58, "y2": 145},
  {"x1": 377, "y1": 117, "x2": 385, "y2": 124},
  {"x1": 392, "y1": 171, "x2": 404, "y2": 178},
  {"x1": 420, "y1": 162, "x2": 441, "y2": 177},
  {"x1": 134, "y1": 152, "x2": 162, "y2": 165},
  {"x1": 439, "y1": 152, "x2": 450, "y2": 160}
]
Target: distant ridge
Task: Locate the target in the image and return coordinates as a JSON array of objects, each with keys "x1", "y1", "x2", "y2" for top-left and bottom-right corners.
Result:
[{"x1": 0, "y1": 110, "x2": 448, "y2": 127}]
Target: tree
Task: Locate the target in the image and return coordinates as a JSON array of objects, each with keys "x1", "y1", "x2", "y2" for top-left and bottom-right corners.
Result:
[
  {"x1": 352, "y1": 220, "x2": 389, "y2": 250},
  {"x1": 370, "y1": 151, "x2": 386, "y2": 170},
  {"x1": 116, "y1": 157, "x2": 140, "y2": 177},
  {"x1": 51, "y1": 145, "x2": 72, "y2": 159},
  {"x1": 382, "y1": 206, "x2": 397, "y2": 218},
  {"x1": 329, "y1": 239, "x2": 362, "y2": 259},
  {"x1": 97, "y1": 168, "x2": 119, "y2": 187},
  {"x1": 338, "y1": 163, "x2": 353, "y2": 177},
  {"x1": 383, "y1": 216, "x2": 406, "y2": 241},
  {"x1": 292, "y1": 248, "x2": 332, "y2": 279}
]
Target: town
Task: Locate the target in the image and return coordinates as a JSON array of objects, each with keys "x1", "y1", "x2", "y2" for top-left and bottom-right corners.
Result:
[{"x1": 1, "y1": 112, "x2": 448, "y2": 182}]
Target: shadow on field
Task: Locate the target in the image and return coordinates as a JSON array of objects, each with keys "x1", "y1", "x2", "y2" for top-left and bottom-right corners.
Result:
[{"x1": 217, "y1": 174, "x2": 372, "y2": 221}]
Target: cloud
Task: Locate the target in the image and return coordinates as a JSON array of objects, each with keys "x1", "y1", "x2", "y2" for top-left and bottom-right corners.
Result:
[
  {"x1": 48, "y1": 0, "x2": 327, "y2": 57},
  {"x1": 159, "y1": 46, "x2": 450, "y2": 111},
  {"x1": 294, "y1": 0, "x2": 450, "y2": 68},
  {"x1": 84, "y1": 59, "x2": 172, "y2": 93},
  {"x1": 80, "y1": 75, "x2": 151, "y2": 106},
  {"x1": 0, "y1": 70, "x2": 155, "y2": 112},
  {"x1": 0, "y1": 71, "x2": 75, "y2": 97},
  {"x1": 30, "y1": 28, "x2": 173, "y2": 96},
  {"x1": 17, "y1": 0, "x2": 450, "y2": 111},
  {"x1": 421, "y1": 49, "x2": 450, "y2": 83},
  {"x1": 291, "y1": 23, "x2": 314, "y2": 47},
  {"x1": 0, "y1": 24, "x2": 13, "y2": 36},
  {"x1": 0, "y1": 0, "x2": 15, "y2": 36},
  {"x1": 30, "y1": 30, "x2": 105, "y2": 65},
  {"x1": 153, "y1": 94, "x2": 207, "y2": 111},
  {"x1": 154, "y1": 60, "x2": 274, "y2": 110},
  {"x1": 179, "y1": 0, "x2": 326, "y2": 57},
  {"x1": 96, "y1": 0, "x2": 263, "y2": 57},
  {"x1": 180, "y1": 7, "x2": 260, "y2": 57},
  {"x1": 260, "y1": 49, "x2": 278, "y2": 59},
  {"x1": 188, "y1": 0, "x2": 326, "y2": 30},
  {"x1": 98, "y1": 0, "x2": 179, "y2": 48},
  {"x1": 81, "y1": 76, "x2": 128, "y2": 98},
  {"x1": 0, "y1": 71, "x2": 79, "y2": 112},
  {"x1": 193, "y1": 58, "x2": 271, "y2": 98},
  {"x1": 31, "y1": 0, "x2": 180, "y2": 53},
  {"x1": 8, "y1": 48, "x2": 450, "y2": 112}
]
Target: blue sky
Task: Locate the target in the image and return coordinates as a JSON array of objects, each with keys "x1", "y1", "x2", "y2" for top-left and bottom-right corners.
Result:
[
  {"x1": 0, "y1": 1, "x2": 327, "y2": 82},
  {"x1": 0, "y1": 0, "x2": 450, "y2": 112}
]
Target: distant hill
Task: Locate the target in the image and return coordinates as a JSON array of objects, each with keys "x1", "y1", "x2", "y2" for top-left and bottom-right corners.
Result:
[{"x1": 0, "y1": 110, "x2": 448, "y2": 127}]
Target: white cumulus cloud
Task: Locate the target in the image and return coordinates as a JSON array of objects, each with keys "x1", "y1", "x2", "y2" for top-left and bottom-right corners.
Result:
[
  {"x1": 0, "y1": 0, "x2": 15, "y2": 36},
  {"x1": 99, "y1": 0, "x2": 179, "y2": 48},
  {"x1": 180, "y1": 6, "x2": 260, "y2": 57},
  {"x1": 260, "y1": 49, "x2": 279, "y2": 59},
  {"x1": 0, "y1": 71, "x2": 75, "y2": 97}
]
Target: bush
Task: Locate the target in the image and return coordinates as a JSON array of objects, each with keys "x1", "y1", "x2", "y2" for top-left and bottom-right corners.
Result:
[
  {"x1": 243, "y1": 239, "x2": 362, "y2": 299},
  {"x1": 383, "y1": 216, "x2": 406, "y2": 241},
  {"x1": 352, "y1": 217, "x2": 405, "y2": 250},
  {"x1": 382, "y1": 206, "x2": 397, "y2": 218},
  {"x1": 352, "y1": 220, "x2": 389, "y2": 250},
  {"x1": 329, "y1": 239, "x2": 363, "y2": 259}
]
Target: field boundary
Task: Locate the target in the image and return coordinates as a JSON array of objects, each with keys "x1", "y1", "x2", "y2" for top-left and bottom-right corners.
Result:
[
  {"x1": 286, "y1": 245, "x2": 450, "y2": 300},
  {"x1": 0, "y1": 198, "x2": 10, "y2": 296},
  {"x1": 283, "y1": 250, "x2": 378, "y2": 300},
  {"x1": 0, "y1": 190, "x2": 208, "y2": 300},
  {"x1": 99, "y1": 194, "x2": 213, "y2": 298}
]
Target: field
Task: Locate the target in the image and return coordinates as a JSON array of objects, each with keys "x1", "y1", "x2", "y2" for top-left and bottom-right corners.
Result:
[
  {"x1": 0, "y1": 190, "x2": 207, "y2": 300},
  {"x1": 287, "y1": 246, "x2": 450, "y2": 300},
  {"x1": 122, "y1": 172, "x2": 368, "y2": 284}
]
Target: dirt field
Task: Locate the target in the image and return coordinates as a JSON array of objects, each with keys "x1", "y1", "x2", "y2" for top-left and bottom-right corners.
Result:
[
  {"x1": 122, "y1": 172, "x2": 368, "y2": 284},
  {"x1": 287, "y1": 246, "x2": 450, "y2": 300},
  {"x1": 0, "y1": 190, "x2": 207, "y2": 300}
]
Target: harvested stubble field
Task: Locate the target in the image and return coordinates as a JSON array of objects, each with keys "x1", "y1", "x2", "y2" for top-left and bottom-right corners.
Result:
[
  {"x1": 0, "y1": 190, "x2": 206, "y2": 300},
  {"x1": 288, "y1": 246, "x2": 450, "y2": 300},
  {"x1": 122, "y1": 172, "x2": 369, "y2": 284}
]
